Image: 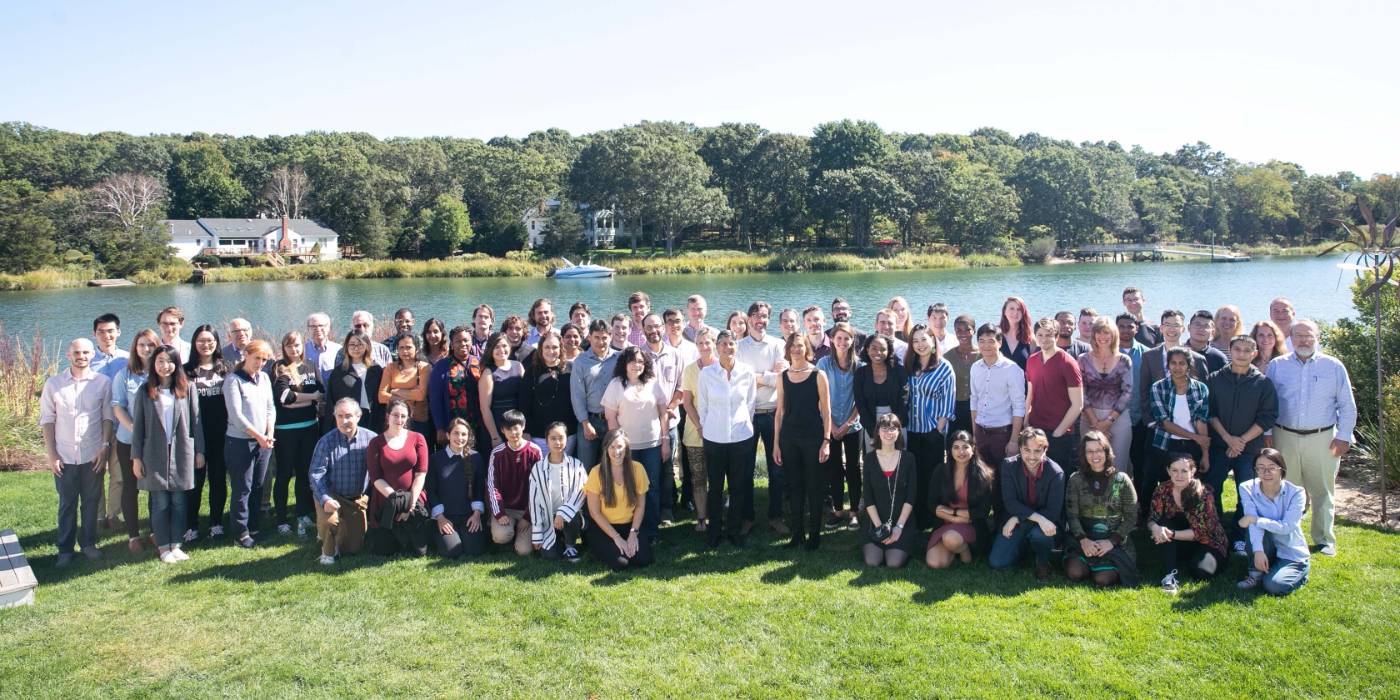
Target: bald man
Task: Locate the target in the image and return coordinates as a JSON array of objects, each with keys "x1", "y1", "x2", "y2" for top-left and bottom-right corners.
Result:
[{"x1": 41, "y1": 338, "x2": 115, "y2": 567}]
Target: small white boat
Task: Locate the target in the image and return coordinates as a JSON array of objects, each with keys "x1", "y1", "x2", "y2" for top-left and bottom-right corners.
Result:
[{"x1": 549, "y1": 257, "x2": 614, "y2": 280}]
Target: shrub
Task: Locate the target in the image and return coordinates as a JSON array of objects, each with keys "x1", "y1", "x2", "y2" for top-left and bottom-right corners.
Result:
[
  {"x1": 1324, "y1": 273, "x2": 1400, "y2": 426},
  {"x1": 1022, "y1": 235, "x2": 1058, "y2": 263}
]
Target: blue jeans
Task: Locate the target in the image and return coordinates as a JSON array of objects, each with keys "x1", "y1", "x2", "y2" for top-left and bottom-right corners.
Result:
[
  {"x1": 573, "y1": 415, "x2": 607, "y2": 471},
  {"x1": 225, "y1": 436, "x2": 271, "y2": 538},
  {"x1": 989, "y1": 521, "x2": 1055, "y2": 569},
  {"x1": 632, "y1": 445, "x2": 663, "y2": 539},
  {"x1": 149, "y1": 490, "x2": 188, "y2": 549},
  {"x1": 1253, "y1": 538, "x2": 1310, "y2": 596},
  {"x1": 1206, "y1": 447, "x2": 1255, "y2": 542},
  {"x1": 54, "y1": 461, "x2": 101, "y2": 553},
  {"x1": 750, "y1": 411, "x2": 783, "y2": 520}
]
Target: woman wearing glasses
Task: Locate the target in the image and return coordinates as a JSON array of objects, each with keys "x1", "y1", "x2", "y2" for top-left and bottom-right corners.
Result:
[{"x1": 860, "y1": 414, "x2": 916, "y2": 568}]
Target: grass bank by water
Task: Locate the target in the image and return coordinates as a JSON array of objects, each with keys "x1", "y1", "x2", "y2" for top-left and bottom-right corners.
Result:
[
  {"x1": 1236, "y1": 241, "x2": 1343, "y2": 257},
  {"x1": 1, "y1": 250, "x2": 1022, "y2": 291},
  {"x1": 0, "y1": 467, "x2": 1397, "y2": 697}
]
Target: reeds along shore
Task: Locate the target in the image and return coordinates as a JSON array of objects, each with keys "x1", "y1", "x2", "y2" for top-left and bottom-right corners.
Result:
[{"x1": 0, "y1": 251, "x2": 1023, "y2": 290}]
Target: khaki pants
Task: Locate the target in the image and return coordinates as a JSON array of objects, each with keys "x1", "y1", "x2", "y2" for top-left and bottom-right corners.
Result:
[
  {"x1": 490, "y1": 508, "x2": 532, "y2": 556},
  {"x1": 1273, "y1": 428, "x2": 1337, "y2": 547},
  {"x1": 102, "y1": 448, "x2": 122, "y2": 521},
  {"x1": 316, "y1": 494, "x2": 368, "y2": 557}
]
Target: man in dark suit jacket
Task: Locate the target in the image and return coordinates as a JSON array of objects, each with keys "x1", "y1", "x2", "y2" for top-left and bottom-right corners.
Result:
[
  {"x1": 1122, "y1": 287, "x2": 1163, "y2": 347},
  {"x1": 1138, "y1": 310, "x2": 1208, "y2": 429}
]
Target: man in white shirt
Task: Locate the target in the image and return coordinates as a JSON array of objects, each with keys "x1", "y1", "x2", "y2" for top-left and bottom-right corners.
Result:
[
  {"x1": 643, "y1": 313, "x2": 684, "y2": 525},
  {"x1": 1269, "y1": 297, "x2": 1297, "y2": 352},
  {"x1": 332, "y1": 310, "x2": 393, "y2": 367},
  {"x1": 304, "y1": 312, "x2": 342, "y2": 383},
  {"x1": 927, "y1": 303, "x2": 953, "y2": 357},
  {"x1": 969, "y1": 324, "x2": 1026, "y2": 469},
  {"x1": 41, "y1": 338, "x2": 115, "y2": 567},
  {"x1": 662, "y1": 308, "x2": 700, "y2": 512},
  {"x1": 736, "y1": 301, "x2": 788, "y2": 534}
]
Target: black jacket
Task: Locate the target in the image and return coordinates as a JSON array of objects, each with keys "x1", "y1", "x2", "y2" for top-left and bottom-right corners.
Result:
[
  {"x1": 426, "y1": 448, "x2": 487, "y2": 519},
  {"x1": 1206, "y1": 365, "x2": 1278, "y2": 454},
  {"x1": 325, "y1": 364, "x2": 385, "y2": 433},
  {"x1": 854, "y1": 363, "x2": 909, "y2": 441}
]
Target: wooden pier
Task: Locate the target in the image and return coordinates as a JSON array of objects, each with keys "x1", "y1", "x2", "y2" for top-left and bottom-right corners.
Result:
[{"x1": 1070, "y1": 242, "x2": 1252, "y2": 263}]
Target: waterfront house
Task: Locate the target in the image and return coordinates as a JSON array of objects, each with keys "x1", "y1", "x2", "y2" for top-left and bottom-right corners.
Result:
[{"x1": 163, "y1": 217, "x2": 340, "y2": 261}]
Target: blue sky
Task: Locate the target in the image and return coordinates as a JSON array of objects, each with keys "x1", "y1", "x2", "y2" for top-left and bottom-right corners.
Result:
[{"x1": 4, "y1": 0, "x2": 1396, "y2": 176}]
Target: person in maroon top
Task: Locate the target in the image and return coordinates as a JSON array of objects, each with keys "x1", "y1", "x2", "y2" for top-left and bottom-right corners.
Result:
[
  {"x1": 366, "y1": 399, "x2": 431, "y2": 555},
  {"x1": 1025, "y1": 318, "x2": 1084, "y2": 475},
  {"x1": 487, "y1": 409, "x2": 543, "y2": 555}
]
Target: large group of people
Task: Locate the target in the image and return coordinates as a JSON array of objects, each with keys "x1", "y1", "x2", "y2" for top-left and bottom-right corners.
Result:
[{"x1": 38, "y1": 288, "x2": 1355, "y2": 594}]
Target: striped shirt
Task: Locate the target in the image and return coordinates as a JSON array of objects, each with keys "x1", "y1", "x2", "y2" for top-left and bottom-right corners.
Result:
[
  {"x1": 1149, "y1": 377, "x2": 1210, "y2": 451},
  {"x1": 308, "y1": 427, "x2": 378, "y2": 506},
  {"x1": 528, "y1": 454, "x2": 587, "y2": 550},
  {"x1": 906, "y1": 361, "x2": 956, "y2": 434},
  {"x1": 1267, "y1": 352, "x2": 1357, "y2": 443}
]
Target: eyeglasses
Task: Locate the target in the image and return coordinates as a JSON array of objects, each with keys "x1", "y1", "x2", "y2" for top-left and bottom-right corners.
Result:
[
  {"x1": 878, "y1": 425, "x2": 900, "y2": 432},
  {"x1": 1255, "y1": 465, "x2": 1282, "y2": 474}
]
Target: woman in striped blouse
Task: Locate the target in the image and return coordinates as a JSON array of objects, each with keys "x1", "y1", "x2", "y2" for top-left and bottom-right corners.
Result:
[
  {"x1": 528, "y1": 422, "x2": 587, "y2": 562},
  {"x1": 904, "y1": 326, "x2": 956, "y2": 531}
]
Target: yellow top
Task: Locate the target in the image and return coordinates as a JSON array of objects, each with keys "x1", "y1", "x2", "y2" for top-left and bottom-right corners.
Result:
[{"x1": 583, "y1": 461, "x2": 650, "y2": 525}]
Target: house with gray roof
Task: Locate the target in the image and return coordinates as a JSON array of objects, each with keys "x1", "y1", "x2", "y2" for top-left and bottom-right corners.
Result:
[{"x1": 162, "y1": 217, "x2": 340, "y2": 261}]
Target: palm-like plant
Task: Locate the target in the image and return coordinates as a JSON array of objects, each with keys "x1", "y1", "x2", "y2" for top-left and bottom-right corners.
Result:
[{"x1": 1324, "y1": 197, "x2": 1398, "y2": 522}]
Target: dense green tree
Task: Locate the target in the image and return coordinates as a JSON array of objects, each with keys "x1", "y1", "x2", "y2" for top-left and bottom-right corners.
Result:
[
  {"x1": 742, "y1": 133, "x2": 812, "y2": 247},
  {"x1": 1226, "y1": 165, "x2": 1297, "y2": 243},
  {"x1": 1010, "y1": 146, "x2": 1099, "y2": 247},
  {"x1": 303, "y1": 144, "x2": 390, "y2": 257},
  {"x1": 537, "y1": 198, "x2": 587, "y2": 257},
  {"x1": 810, "y1": 120, "x2": 893, "y2": 174},
  {"x1": 886, "y1": 150, "x2": 948, "y2": 245},
  {"x1": 168, "y1": 140, "x2": 248, "y2": 218},
  {"x1": 697, "y1": 122, "x2": 765, "y2": 242},
  {"x1": 813, "y1": 167, "x2": 911, "y2": 248},
  {"x1": 421, "y1": 194, "x2": 473, "y2": 258},
  {"x1": 0, "y1": 179, "x2": 57, "y2": 273},
  {"x1": 934, "y1": 157, "x2": 1021, "y2": 252}
]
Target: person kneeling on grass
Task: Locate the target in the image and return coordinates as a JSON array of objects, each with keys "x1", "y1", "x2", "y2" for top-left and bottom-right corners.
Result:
[
  {"x1": 1236, "y1": 448, "x2": 1310, "y2": 596},
  {"x1": 131, "y1": 345, "x2": 203, "y2": 564},
  {"x1": 583, "y1": 430, "x2": 653, "y2": 571},
  {"x1": 487, "y1": 410, "x2": 542, "y2": 556},
  {"x1": 1148, "y1": 454, "x2": 1227, "y2": 595},
  {"x1": 860, "y1": 414, "x2": 916, "y2": 568},
  {"x1": 989, "y1": 428, "x2": 1065, "y2": 581},
  {"x1": 427, "y1": 418, "x2": 488, "y2": 558},
  {"x1": 365, "y1": 399, "x2": 433, "y2": 556},
  {"x1": 926, "y1": 431, "x2": 995, "y2": 569},
  {"x1": 309, "y1": 398, "x2": 377, "y2": 565},
  {"x1": 1063, "y1": 430, "x2": 1140, "y2": 588},
  {"x1": 529, "y1": 422, "x2": 587, "y2": 562}
]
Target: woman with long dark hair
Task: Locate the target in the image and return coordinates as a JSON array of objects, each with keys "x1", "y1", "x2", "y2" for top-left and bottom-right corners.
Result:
[
  {"x1": 131, "y1": 345, "x2": 202, "y2": 563},
  {"x1": 904, "y1": 325, "x2": 955, "y2": 530},
  {"x1": 326, "y1": 330, "x2": 384, "y2": 434},
  {"x1": 183, "y1": 325, "x2": 229, "y2": 541},
  {"x1": 111, "y1": 327, "x2": 160, "y2": 552},
  {"x1": 479, "y1": 331, "x2": 525, "y2": 449},
  {"x1": 1064, "y1": 430, "x2": 1139, "y2": 587},
  {"x1": 601, "y1": 345, "x2": 670, "y2": 544},
  {"x1": 583, "y1": 429, "x2": 653, "y2": 570},
  {"x1": 523, "y1": 330, "x2": 574, "y2": 454},
  {"x1": 860, "y1": 414, "x2": 916, "y2": 568},
  {"x1": 1148, "y1": 454, "x2": 1227, "y2": 594},
  {"x1": 421, "y1": 318, "x2": 449, "y2": 366},
  {"x1": 272, "y1": 330, "x2": 324, "y2": 537},
  {"x1": 854, "y1": 334, "x2": 909, "y2": 452},
  {"x1": 426, "y1": 417, "x2": 488, "y2": 558},
  {"x1": 926, "y1": 431, "x2": 995, "y2": 569},
  {"x1": 379, "y1": 333, "x2": 432, "y2": 442},
  {"x1": 366, "y1": 398, "x2": 432, "y2": 556}
]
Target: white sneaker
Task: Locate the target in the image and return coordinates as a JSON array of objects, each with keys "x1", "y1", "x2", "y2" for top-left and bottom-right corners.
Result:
[
  {"x1": 171, "y1": 547, "x2": 189, "y2": 562},
  {"x1": 318, "y1": 554, "x2": 336, "y2": 566},
  {"x1": 277, "y1": 523, "x2": 293, "y2": 536},
  {"x1": 1160, "y1": 570, "x2": 1181, "y2": 595},
  {"x1": 158, "y1": 551, "x2": 178, "y2": 564},
  {"x1": 1320, "y1": 543, "x2": 1338, "y2": 556}
]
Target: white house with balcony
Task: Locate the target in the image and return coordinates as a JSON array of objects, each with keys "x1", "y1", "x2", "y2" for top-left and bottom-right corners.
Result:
[
  {"x1": 521, "y1": 199, "x2": 618, "y2": 249},
  {"x1": 163, "y1": 217, "x2": 340, "y2": 261}
]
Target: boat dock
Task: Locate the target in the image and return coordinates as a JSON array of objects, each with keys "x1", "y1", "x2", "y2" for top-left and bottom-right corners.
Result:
[{"x1": 1070, "y1": 242, "x2": 1252, "y2": 263}]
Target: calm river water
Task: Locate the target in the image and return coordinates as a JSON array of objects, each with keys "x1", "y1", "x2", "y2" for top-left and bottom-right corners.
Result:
[{"x1": 0, "y1": 256, "x2": 1360, "y2": 352}]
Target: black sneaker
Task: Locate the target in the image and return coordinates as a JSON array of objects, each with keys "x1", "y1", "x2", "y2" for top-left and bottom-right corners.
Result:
[{"x1": 562, "y1": 545, "x2": 581, "y2": 563}]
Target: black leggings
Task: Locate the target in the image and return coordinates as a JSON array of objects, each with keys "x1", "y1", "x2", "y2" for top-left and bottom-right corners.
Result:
[
  {"x1": 434, "y1": 514, "x2": 488, "y2": 558},
  {"x1": 826, "y1": 431, "x2": 862, "y2": 512},
  {"x1": 585, "y1": 520, "x2": 653, "y2": 571},
  {"x1": 115, "y1": 441, "x2": 141, "y2": 538},
  {"x1": 538, "y1": 514, "x2": 585, "y2": 559},
  {"x1": 906, "y1": 430, "x2": 946, "y2": 531},
  {"x1": 186, "y1": 430, "x2": 229, "y2": 532},
  {"x1": 705, "y1": 437, "x2": 755, "y2": 537},
  {"x1": 781, "y1": 434, "x2": 825, "y2": 541},
  {"x1": 1157, "y1": 514, "x2": 1221, "y2": 579},
  {"x1": 273, "y1": 424, "x2": 318, "y2": 524}
]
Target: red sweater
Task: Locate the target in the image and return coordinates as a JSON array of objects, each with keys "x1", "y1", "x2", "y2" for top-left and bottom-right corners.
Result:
[
  {"x1": 367, "y1": 431, "x2": 429, "y2": 527},
  {"x1": 487, "y1": 441, "x2": 542, "y2": 516}
]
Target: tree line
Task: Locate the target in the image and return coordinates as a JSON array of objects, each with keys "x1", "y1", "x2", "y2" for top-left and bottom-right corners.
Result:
[{"x1": 1, "y1": 119, "x2": 1397, "y2": 275}]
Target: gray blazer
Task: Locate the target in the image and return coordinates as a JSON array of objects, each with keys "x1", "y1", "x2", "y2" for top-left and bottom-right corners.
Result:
[
  {"x1": 1137, "y1": 346, "x2": 1208, "y2": 427},
  {"x1": 130, "y1": 387, "x2": 203, "y2": 492}
]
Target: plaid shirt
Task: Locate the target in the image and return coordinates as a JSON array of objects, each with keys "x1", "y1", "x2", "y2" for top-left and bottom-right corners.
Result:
[
  {"x1": 1149, "y1": 377, "x2": 1209, "y2": 451},
  {"x1": 308, "y1": 426, "x2": 378, "y2": 506}
]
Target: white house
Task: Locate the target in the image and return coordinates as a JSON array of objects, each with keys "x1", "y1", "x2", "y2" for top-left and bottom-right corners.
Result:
[
  {"x1": 163, "y1": 217, "x2": 340, "y2": 261},
  {"x1": 521, "y1": 199, "x2": 618, "y2": 249}
]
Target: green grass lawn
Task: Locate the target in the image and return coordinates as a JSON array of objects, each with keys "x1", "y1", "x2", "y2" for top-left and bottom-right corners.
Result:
[{"x1": 1, "y1": 469, "x2": 1397, "y2": 699}]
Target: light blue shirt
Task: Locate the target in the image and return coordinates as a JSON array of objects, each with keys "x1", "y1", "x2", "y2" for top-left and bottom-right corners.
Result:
[
  {"x1": 1238, "y1": 478, "x2": 1310, "y2": 563},
  {"x1": 1267, "y1": 351, "x2": 1357, "y2": 442},
  {"x1": 109, "y1": 366, "x2": 146, "y2": 444},
  {"x1": 92, "y1": 348, "x2": 128, "y2": 381},
  {"x1": 907, "y1": 361, "x2": 956, "y2": 434},
  {"x1": 816, "y1": 354, "x2": 863, "y2": 433},
  {"x1": 304, "y1": 339, "x2": 342, "y2": 384}
]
